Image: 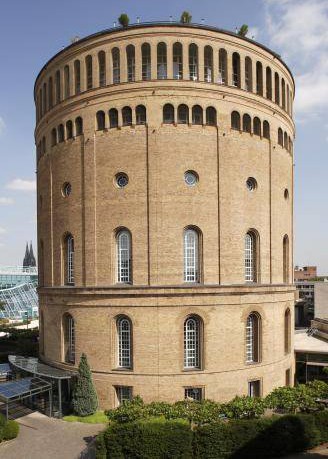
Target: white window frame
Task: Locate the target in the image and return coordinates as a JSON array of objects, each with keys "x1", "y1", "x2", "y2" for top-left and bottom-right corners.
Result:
[
  {"x1": 117, "y1": 317, "x2": 131, "y2": 368},
  {"x1": 184, "y1": 229, "x2": 199, "y2": 283},
  {"x1": 245, "y1": 232, "x2": 256, "y2": 282},
  {"x1": 65, "y1": 314, "x2": 75, "y2": 364},
  {"x1": 189, "y1": 44, "x2": 198, "y2": 81},
  {"x1": 67, "y1": 235, "x2": 74, "y2": 285},
  {"x1": 117, "y1": 230, "x2": 131, "y2": 283},
  {"x1": 184, "y1": 317, "x2": 200, "y2": 369},
  {"x1": 116, "y1": 386, "x2": 132, "y2": 405}
]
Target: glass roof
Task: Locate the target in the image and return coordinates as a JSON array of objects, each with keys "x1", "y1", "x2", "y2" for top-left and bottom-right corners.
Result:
[
  {"x1": 9, "y1": 355, "x2": 75, "y2": 380},
  {"x1": 0, "y1": 377, "x2": 51, "y2": 402},
  {"x1": 0, "y1": 363, "x2": 11, "y2": 376}
]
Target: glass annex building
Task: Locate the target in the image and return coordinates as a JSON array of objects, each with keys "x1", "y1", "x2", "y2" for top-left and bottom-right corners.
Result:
[{"x1": 0, "y1": 267, "x2": 38, "y2": 320}]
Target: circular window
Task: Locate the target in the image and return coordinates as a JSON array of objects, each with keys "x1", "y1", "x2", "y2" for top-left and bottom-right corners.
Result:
[
  {"x1": 284, "y1": 188, "x2": 289, "y2": 200},
  {"x1": 62, "y1": 182, "x2": 71, "y2": 197},
  {"x1": 116, "y1": 173, "x2": 129, "y2": 188},
  {"x1": 184, "y1": 171, "x2": 198, "y2": 187},
  {"x1": 246, "y1": 177, "x2": 257, "y2": 192}
]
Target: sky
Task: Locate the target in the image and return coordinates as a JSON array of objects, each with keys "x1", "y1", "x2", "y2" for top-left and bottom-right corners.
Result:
[{"x1": 0, "y1": 0, "x2": 327, "y2": 272}]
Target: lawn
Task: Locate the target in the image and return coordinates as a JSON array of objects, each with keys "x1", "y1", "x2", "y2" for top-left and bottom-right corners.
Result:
[{"x1": 63, "y1": 411, "x2": 108, "y2": 424}]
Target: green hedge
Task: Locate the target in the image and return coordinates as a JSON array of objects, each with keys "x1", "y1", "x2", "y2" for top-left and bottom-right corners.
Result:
[{"x1": 0, "y1": 414, "x2": 19, "y2": 442}]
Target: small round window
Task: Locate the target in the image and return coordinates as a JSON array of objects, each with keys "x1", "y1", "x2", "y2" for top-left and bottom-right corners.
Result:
[
  {"x1": 284, "y1": 188, "x2": 289, "y2": 200},
  {"x1": 62, "y1": 182, "x2": 71, "y2": 197},
  {"x1": 184, "y1": 171, "x2": 198, "y2": 187},
  {"x1": 246, "y1": 177, "x2": 257, "y2": 192},
  {"x1": 116, "y1": 173, "x2": 129, "y2": 188}
]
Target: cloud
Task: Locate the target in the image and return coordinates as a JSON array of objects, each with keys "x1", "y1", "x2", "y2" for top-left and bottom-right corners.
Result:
[
  {"x1": 0, "y1": 197, "x2": 14, "y2": 206},
  {"x1": 0, "y1": 227, "x2": 6, "y2": 236},
  {"x1": 0, "y1": 117, "x2": 5, "y2": 136},
  {"x1": 6, "y1": 179, "x2": 36, "y2": 192}
]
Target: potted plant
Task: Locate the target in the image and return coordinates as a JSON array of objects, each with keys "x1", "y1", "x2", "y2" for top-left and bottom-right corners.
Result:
[
  {"x1": 237, "y1": 24, "x2": 249, "y2": 37},
  {"x1": 118, "y1": 13, "x2": 129, "y2": 28},
  {"x1": 180, "y1": 11, "x2": 192, "y2": 24}
]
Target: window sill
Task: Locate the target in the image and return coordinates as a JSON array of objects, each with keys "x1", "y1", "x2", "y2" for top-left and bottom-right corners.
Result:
[
  {"x1": 182, "y1": 368, "x2": 203, "y2": 372},
  {"x1": 112, "y1": 367, "x2": 133, "y2": 372}
]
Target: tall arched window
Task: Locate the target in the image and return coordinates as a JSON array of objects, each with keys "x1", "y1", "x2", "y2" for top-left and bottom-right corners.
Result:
[
  {"x1": 98, "y1": 51, "x2": 106, "y2": 87},
  {"x1": 245, "y1": 57, "x2": 253, "y2": 92},
  {"x1": 63, "y1": 313, "x2": 75, "y2": 364},
  {"x1": 141, "y1": 43, "x2": 151, "y2": 80},
  {"x1": 256, "y1": 62, "x2": 263, "y2": 95},
  {"x1": 64, "y1": 234, "x2": 74, "y2": 285},
  {"x1": 117, "y1": 316, "x2": 132, "y2": 368},
  {"x1": 266, "y1": 67, "x2": 272, "y2": 99},
  {"x1": 275, "y1": 72, "x2": 280, "y2": 104},
  {"x1": 206, "y1": 107, "x2": 217, "y2": 126},
  {"x1": 112, "y1": 48, "x2": 120, "y2": 84},
  {"x1": 64, "y1": 65, "x2": 70, "y2": 99},
  {"x1": 284, "y1": 132, "x2": 288, "y2": 149},
  {"x1": 184, "y1": 316, "x2": 201, "y2": 369},
  {"x1": 218, "y1": 49, "x2": 227, "y2": 84},
  {"x1": 284, "y1": 309, "x2": 291, "y2": 353},
  {"x1": 157, "y1": 42, "x2": 167, "y2": 79},
  {"x1": 136, "y1": 105, "x2": 146, "y2": 125},
  {"x1": 48, "y1": 77, "x2": 53, "y2": 109},
  {"x1": 283, "y1": 235, "x2": 289, "y2": 283},
  {"x1": 109, "y1": 108, "x2": 118, "y2": 128},
  {"x1": 253, "y1": 117, "x2": 261, "y2": 136},
  {"x1": 282, "y1": 78, "x2": 286, "y2": 109},
  {"x1": 246, "y1": 312, "x2": 261, "y2": 363},
  {"x1": 74, "y1": 60, "x2": 81, "y2": 94},
  {"x1": 231, "y1": 111, "x2": 241, "y2": 130},
  {"x1": 117, "y1": 230, "x2": 131, "y2": 283},
  {"x1": 58, "y1": 124, "x2": 64, "y2": 142},
  {"x1": 75, "y1": 117, "x2": 83, "y2": 136},
  {"x1": 66, "y1": 120, "x2": 73, "y2": 139},
  {"x1": 189, "y1": 44, "x2": 198, "y2": 81},
  {"x1": 55, "y1": 70, "x2": 61, "y2": 104},
  {"x1": 184, "y1": 228, "x2": 200, "y2": 283},
  {"x1": 40, "y1": 311, "x2": 45, "y2": 354},
  {"x1": 263, "y1": 120, "x2": 270, "y2": 139},
  {"x1": 287, "y1": 85, "x2": 290, "y2": 114},
  {"x1": 43, "y1": 83, "x2": 47, "y2": 114},
  {"x1": 96, "y1": 111, "x2": 105, "y2": 130},
  {"x1": 278, "y1": 128, "x2": 283, "y2": 146},
  {"x1": 204, "y1": 46, "x2": 213, "y2": 82},
  {"x1": 232, "y1": 52, "x2": 240, "y2": 87},
  {"x1": 39, "y1": 88, "x2": 43, "y2": 117},
  {"x1": 178, "y1": 104, "x2": 189, "y2": 124},
  {"x1": 243, "y1": 114, "x2": 251, "y2": 133},
  {"x1": 51, "y1": 128, "x2": 57, "y2": 146},
  {"x1": 85, "y1": 55, "x2": 93, "y2": 90},
  {"x1": 122, "y1": 106, "x2": 132, "y2": 126},
  {"x1": 192, "y1": 105, "x2": 203, "y2": 125},
  {"x1": 245, "y1": 231, "x2": 258, "y2": 282},
  {"x1": 126, "y1": 45, "x2": 135, "y2": 82},
  {"x1": 173, "y1": 42, "x2": 183, "y2": 80},
  {"x1": 163, "y1": 104, "x2": 174, "y2": 124}
]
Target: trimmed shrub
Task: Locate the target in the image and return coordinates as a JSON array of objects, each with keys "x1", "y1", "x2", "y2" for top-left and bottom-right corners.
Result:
[
  {"x1": 72, "y1": 353, "x2": 98, "y2": 416},
  {"x1": 3, "y1": 420, "x2": 19, "y2": 440},
  {"x1": 221, "y1": 396, "x2": 266, "y2": 419},
  {"x1": 313, "y1": 410, "x2": 328, "y2": 443},
  {"x1": 95, "y1": 432, "x2": 106, "y2": 459},
  {"x1": 106, "y1": 395, "x2": 146, "y2": 423}
]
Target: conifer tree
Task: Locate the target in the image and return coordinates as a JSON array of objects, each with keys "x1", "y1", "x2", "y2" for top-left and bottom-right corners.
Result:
[{"x1": 72, "y1": 353, "x2": 98, "y2": 416}]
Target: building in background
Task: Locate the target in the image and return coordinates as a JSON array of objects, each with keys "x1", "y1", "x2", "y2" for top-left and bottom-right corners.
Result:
[{"x1": 294, "y1": 266, "x2": 317, "y2": 282}]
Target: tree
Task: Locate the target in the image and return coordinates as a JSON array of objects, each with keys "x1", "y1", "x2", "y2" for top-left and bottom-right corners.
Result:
[
  {"x1": 72, "y1": 353, "x2": 98, "y2": 416},
  {"x1": 237, "y1": 24, "x2": 249, "y2": 37},
  {"x1": 118, "y1": 13, "x2": 129, "y2": 28},
  {"x1": 180, "y1": 11, "x2": 192, "y2": 24}
]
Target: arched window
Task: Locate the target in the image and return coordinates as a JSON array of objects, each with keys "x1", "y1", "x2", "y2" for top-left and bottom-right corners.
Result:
[
  {"x1": 98, "y1": 51, "x2": 106, "y2": 87},
  {"x1": 157, "y1": 42, "x2": 167, "y2": 79},
  {"x1": 66, "y1": 120, "x2": 73, "y2": 139},
  {"x1": 253, "y1": 117, "x2": 261, "y2": 136},
  {"x1": 117, "y1": 316, "x2": 132, "y2": 368},
  {"x1": 117, "y1": 230, "x2": 132, "y2": 283},
  {"x1": 282, "y1": 78, "x2": 286, "y2": 109},
  {"x1": 40, "y1": 311, "x2": 45, "y2": 354},
  {"x1": 58, "y1": 124, "x2": 64, "y2": 142},
  {"x1": 74, "y1": 60, "x2": 81, "y2": 94},
  {"x1": 112, "y1": 48, "x2": 120, "y2": 84},
  {"x1": 126, "y1": 45, "x2": 135, "y2": 82},
  {"x1": 189, "y1": 44, "x2": 198, "y2": 81},
  {"x1": 173, "y1": 42, "x2": 183, "y2": 80},
  {"x1": 256, "y1": 62, "x2": 263, "y2": 96},
  {"x1": 284, "y1": 309, "x2": 291, "y2": 353},
  {"x1": 289, "y1": 136, "x2": 293, "y2": 153},
  {"x1": 245, "y1": 57, "x2": 252, "y2": 92},
  {"x1": 245, "y1": 231, "x2": 258, "y2": 282},
  {"x1": 184, "y1": 316, "x2": 201, "y2": 369},
  {"x1": 287, "y1": 85, "x2": 290, "y2": 114},
  {"x1": 136, "y1": 105, "x2": 146, "y2": 125},
  {"x1": 163, "y1": 104, "x2": 174, "y2": 124},
  {"x1": 192, "y1": 105, "x2": 203, "y2": 125},
  {"x1": 96, "y1": 111, "x2": 105, "y2": 130},
  {"x1": 275, "y1": 72, "x2": 280, "y2": 104},
  {"x1": 184, "y1": 228, "x2": 200, "y2": 282},
  {"x1": 260, "y1": 121, "x2": 269, "y2": 140},
  {"x1": 55, "y1": 70, "x2": 61, "y2": 104},
  {"x1": 231, "y1": 111, "x2": 241, "y2": 130},
  {"x1": 141, "y1": 43, "x2": 151, "y2": 80},
  {"x1": 63, "y1": 313, "x2": 75, "y2": 364},
  {"x1": 283, "y1": 235, "x2": 289, "y2": 283},
  {"x1": 178, "y1": 104, "x2": 189, "y2": 124},
  {"x1": 204, "y1": 46, "x2": 213, "y2": 82},
  {"x1": 51, "y1": 128, "x2": 57, "y2": 146},
  {"x1": 232, "y1": 52, "x2": 240, "y2": 87},
  {"x1": 243, "y1": 114, "x2": 251, "y2": 133},
  {"x1": 278, "y1": 128, "x2": 283, "y2": 146},
  {"x1": 64, "y1": 65, "x2": 70, "y2": 98},
  {"x1": 63, "y1": 234, "x2": 74, "y2": 285},
  {"x1": 109, "y1": 108, "x2": 118, "y2": 128},
  {"x1": 266, "y1": 67, "x2": 272, "y2": 99},
  {"x1": 43, "y1": 83, "x2": 47, "y2": 114},
  {"x1": 48, "y1": 77, "x2": 53, "y2": 109},
  {"x1": 42, "y1": 136, "x2": 46, "y2": 154},
  {"x1": 284, "y1": 132, "x2": 288, "y2": 149},
  {"x1": 75, "y1": 117, "x2": 83, "y2": 136},
  {"x1": 246, "y1": 312, "x2": 261, "y2": 363},
  {"x1": 85, "y1": 55, "x2": 93, "y2": 90},
  {"x1": 206, "y1": 107, "x2": 217, "y2": 126},
  {"x1": 122, "y1": 106, "x2": 132, "y2": 126},
  {"x1": 39, "y1": 88, "x2": 43, "y2": 118},
  {"x1": 218, "y1": 49, "x2": 227, "y2": 84}
]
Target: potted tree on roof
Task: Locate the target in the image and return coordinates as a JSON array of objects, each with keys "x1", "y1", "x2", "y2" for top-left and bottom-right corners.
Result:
[
  {"x1": 237, "y1": 24, "x2": 249, "y2": 37},
  {"x1": 180, "y1": 11, "x2": 192, "y2": 24},
  {"x1": 118, "y1": 13, "x2": 130, "y2": 28}
]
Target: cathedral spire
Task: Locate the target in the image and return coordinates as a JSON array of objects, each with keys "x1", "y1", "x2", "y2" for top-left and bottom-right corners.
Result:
[
  {"x1": 29, "y1": 241, "x2": 36, "y2": 267},
  {"x1": 23, "y1": 242, "x2": 30, "y2": 268}
]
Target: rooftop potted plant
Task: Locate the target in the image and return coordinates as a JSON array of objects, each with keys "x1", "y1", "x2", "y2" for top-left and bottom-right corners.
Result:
[
  {"x1": 180, "y1": 11, "x2": 192, "y2": 24},
  {"x1": 118, "y1": 13, "x2": 130, "y2": 28}
]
